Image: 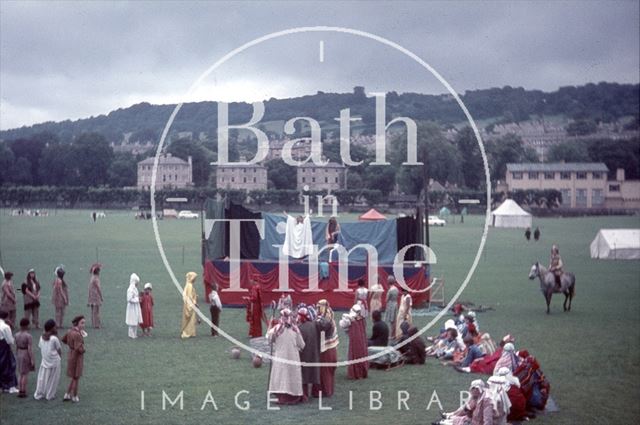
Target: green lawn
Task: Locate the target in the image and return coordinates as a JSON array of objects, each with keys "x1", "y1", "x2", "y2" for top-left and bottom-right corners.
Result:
[{"x1": 0, "y1": 209, "x2": 638, "y2": 425}]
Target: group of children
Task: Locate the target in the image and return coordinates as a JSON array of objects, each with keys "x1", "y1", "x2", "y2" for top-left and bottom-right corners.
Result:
[{"x1": 0, "y1": 311, "x2": 86, "y2": 402}]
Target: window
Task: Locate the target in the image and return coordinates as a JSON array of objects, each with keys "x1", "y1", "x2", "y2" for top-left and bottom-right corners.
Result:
[
  {"x1": 560, "y1": 172, "x2": 571, "y2": 180},
  {"x1": 302, "y1": 177, "x2": 306, "y2": 183},
  {"x1": 253, "y1": 178, "x2": 256, "y2": 183},
  {"x1": 312, "y1": 177, "x2": 316, "y2": 183},
  {"x1": 609, "y1": 184, "x2": 620, "y2": 192},
  {"x1": 592, "y1": 189, "x2": 604, "y2": 206},
  {"x1": 576, "y1": 172, "x2": 587, "y2": 180},
  {"x1": 335, "y1": 177, "x2": 338, "y2": 183},
  {"x1": 163, "y1": 175, "x2": 166, "y2": 182},
  {"x1": 325, "y1": 177, "x2": 328, "y2": 183},
  {"x1": 528, "y1": 172, "x2": 539, "y2": 180},
  {"x1": 512, "y1": 172, "x2": 523, "y2": 180},
  {"x1": 592, "y1": 172, "x2": 602, "y2": 179},
  {"x1": 576, "y1": 189, "x2": 587, "y2": 207},
  {"x1": 243, "y1": 177, "x2": 246, "y2": 183},
  {"x1": 175, "y1": 174, "x2": 178, "y2": 181},
  {"x1": 544, "y1": 172, "x2": 555, "y2": 180},
  {"x1": 231, "y1": 177, "x2": 235, "y2": 182},
  {"x1": 560, "y1": 189, "x2": 571, "y2": 206}
]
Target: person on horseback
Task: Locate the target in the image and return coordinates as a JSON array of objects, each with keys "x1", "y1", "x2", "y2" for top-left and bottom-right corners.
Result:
[{"x1": 548, "y1": 244, "x2": 564, "y2": 291}]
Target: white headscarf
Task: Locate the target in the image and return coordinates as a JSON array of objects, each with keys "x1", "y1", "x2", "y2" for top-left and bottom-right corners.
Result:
[
  {"x1": 496, "y1": 366, "x2": 521, "y2": 391},
  {"x1": 487, "y1": 375, "x2": 512, "y2": 416},
  {"x1": 127, "y1": 273, "x2": 140, "y2": 302}
]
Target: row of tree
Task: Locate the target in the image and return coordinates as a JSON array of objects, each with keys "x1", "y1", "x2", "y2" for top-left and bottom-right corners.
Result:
[
  {"x1": 2, "y1": 124, "x2": 638, "y2": 193},
  {"x1": 0, "y1": 184, "x2": 561, "y2": 211}
]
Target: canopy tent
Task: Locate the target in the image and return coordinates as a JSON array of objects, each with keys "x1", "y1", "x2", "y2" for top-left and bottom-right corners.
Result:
[
  {"x1": 590, "y1": 229, "x2": 640, "y2": 260},
  {"x1": 491, "y1": 199, "x2": 532, "y2": 228},
  {"x1": 359, "y1": 208, "x2": 386, "y2": 221},
  {"x1": 439, "y1": 207, "x2": 451, "y2": 217}
]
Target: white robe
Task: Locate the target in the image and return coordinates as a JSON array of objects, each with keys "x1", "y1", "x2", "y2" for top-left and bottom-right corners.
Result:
[
  {"x1": 282, "y1": 215, "x2": 313, "y2": 259},
  {"x1": 125, "y1": 274, "x2": 143, "y2": 326},
  {"x1": 34, "y1": 336, "x2": 61, "y2": 400}
]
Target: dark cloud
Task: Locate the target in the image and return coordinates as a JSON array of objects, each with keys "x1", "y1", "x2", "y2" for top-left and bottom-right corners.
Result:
[{"x1": 1, "y1": 0, "x2": 638, "y2": 129}]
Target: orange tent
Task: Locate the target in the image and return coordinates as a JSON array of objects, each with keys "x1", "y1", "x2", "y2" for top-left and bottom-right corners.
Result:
[{"x1": 358, "y1": 208, "x2": 386, "y2": 221}]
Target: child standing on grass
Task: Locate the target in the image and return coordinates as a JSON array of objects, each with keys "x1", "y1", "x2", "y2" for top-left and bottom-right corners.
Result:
[
  {"x1": 34, "y1": 319, "x2": 62, "y2": 400},
  {"x1": 62, "y1": 315, "x2": 86, "y2": 402},
  {"x1": 140, "y1": 283, "x2": 154, "y2": 336},
  {"x1": 15, "y1": 318, "x2": 35, "y2": 398}
]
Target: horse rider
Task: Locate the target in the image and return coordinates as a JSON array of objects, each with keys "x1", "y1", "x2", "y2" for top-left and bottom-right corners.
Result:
[{"x1": 548, "y1": 244, "x2": 564, "y2": 290}]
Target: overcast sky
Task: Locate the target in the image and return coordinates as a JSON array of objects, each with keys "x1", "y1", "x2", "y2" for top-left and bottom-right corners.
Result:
[{"x1": 1, "y1": 0, "x2": 638, "y2": 130}]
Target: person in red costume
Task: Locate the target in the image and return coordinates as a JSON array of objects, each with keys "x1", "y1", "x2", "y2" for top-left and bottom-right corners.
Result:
[{"x1": 244, "y1": 280, "x2": 266, "y2": 338}]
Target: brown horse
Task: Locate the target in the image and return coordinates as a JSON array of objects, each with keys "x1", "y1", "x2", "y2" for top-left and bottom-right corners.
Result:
[{"x1": 528, "y1": 262, "x2": 576, "y2": 314}]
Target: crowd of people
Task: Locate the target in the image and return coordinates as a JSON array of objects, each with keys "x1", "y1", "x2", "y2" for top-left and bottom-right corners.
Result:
[{"x1": 1, "y1": 260, "x2": 551, "y2": 419}]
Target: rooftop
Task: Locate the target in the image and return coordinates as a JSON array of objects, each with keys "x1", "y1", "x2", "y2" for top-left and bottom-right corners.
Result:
[
  {"x1": 506, "y1": 162, "x2": 609, "y2": 172},
  {"x1": 138, "y1": 154, "x2": 190, "y2": 165}
]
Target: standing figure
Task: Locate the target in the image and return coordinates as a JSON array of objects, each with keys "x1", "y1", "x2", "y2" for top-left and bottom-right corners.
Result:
[
  {"x1": 533, "y1": 226, "x2": 540, "y2": 241},
  {"x1": 395, "y1": 289, "x2": 413, "y2": 338},
  {"x1": 548, "y1": 244, "x2": 564, "y2": 290},
  {"x1": 339, "y1": 304, "x2": 368, "y2": 380},
  {"x1": 87, "y1": 264, "x2": 103, "y2": 329},
  {"x1": 282, "y1": 212, "x2": 313, "y2": 259},
  {"x1": 22, "y1": 269, "x2": 41, "y2": 329},
  {"x1": 313, "y1": 299, "x2": 338, "y2": 398},
  {"x1": 266, "y1": 308, "x2": 305, "y2": 405},
  {"x1": 325, "y1": 216, "x2": 341, "y2": 262},
  {"x1": 1, "y1": 272, "x2": 17, "y2": 329},
  {"x1": 51, "y1": 266, "x2": 69, "y2": 328},
  {"x1": 277, "y1": 293, "x2": 292, "y2": 312},
  {"x1": 34, "y1": 319, "x2": 62, "y2": 401},
  {"x1": 297, "y1": 307, "x2": 321, "y2": 401},
  {"x1": 15, "y1": 318, "x2": 35, "y2": 398},
  {"x1": 140, "y1": 283, "x2": 154, "y2": 336},
  {"x1": 354, "y1": 279, "x2": 369, "y2": 318},
  {"x1": 0, "y1": 310, "x2": 18, "y2": 393},
  {"x1": 368, "y1": 279, "x2": 384, "y2": 315},
  {"x1": 181, "y1": 272, "x2": 198, "y2": 339},
  {"x1": 384, "y1": 275, "x2": 399, "y2": 339},
  {"x1": 208, "y1": 283, "x2": 221, "y2": 337},
  {"x1": 524, "y1": 227, "x2": 531, "y2": 241},
  {"x1": 61, "y1": 315, "x2": 86, "y2": 403},
  {"x1": 125, "y1": 273, "x2": 143, "y2": 339},
  {"x1": 245, "y1": 280, "x2": 265, "y2": 338}
]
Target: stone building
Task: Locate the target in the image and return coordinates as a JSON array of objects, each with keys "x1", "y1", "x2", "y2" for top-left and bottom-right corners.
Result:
[
  {"x1": 137, "y1": 154, "x2": 193, "y2": 190},
  {"x1": 296, "y1": 162, "x2": 346, "y2": 192},
  {"x1": 215, "y1": 164, "x2": 268, "y2": 191}
]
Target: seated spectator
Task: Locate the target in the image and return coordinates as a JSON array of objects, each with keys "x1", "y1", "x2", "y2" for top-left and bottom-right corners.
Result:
[
  {"x1": 456, "y1": 334, "x2": 514, "y2": 374},
  {"x1": 398, "y1": 326, "x2": 426, "y2": 365},
  {"x1": 496, "y1": 366, "x2": 528, "y2": 421},
  {"x1": 367, "y1": 310, "x2": 389, "y2": 347},
  {"x1": 435, "y1": 328, "x2": 465, "y2": 360},
  {"x1": 432, "y1": 379, "x2": 488, "y2": 425}
]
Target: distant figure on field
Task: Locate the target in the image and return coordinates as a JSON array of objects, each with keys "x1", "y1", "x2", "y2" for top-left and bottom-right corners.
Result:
[
  {"x1": 533, "y1": 227, "x2": 540, "y2": 241},
  {"x1": 87, "y1": 264, "x2": 103, "y2": 329},
  {"x1": 548, "y1": 244, "x2": 564, "y2": 290},
  {"x1": 140, "y1": 283, "x2": 154, "y2": 336},
  {"x1": 181, "y1": 272, "x2": 198, "y2": 339},
  {"x1": 51, "y1": 267, "x2": 69, "y2": 328},
  {"x1": 22, "y1": 269, "x2": 41, "y2": 329},
  {"x1": 1, "y1": 272, "x2": 17, "y2": 329},
  {"x1": 15, "y1": 318, "x2": 35, "y2": 398},
  {"x1": 524, "y1": 227, "x2": 531, "y2": 241},
  {"x1": 34, "y1": 319, "x2": 62, "y2": 401},
  {"x1": 125, "y1": 273, "x2": 142, "y2": 339}
]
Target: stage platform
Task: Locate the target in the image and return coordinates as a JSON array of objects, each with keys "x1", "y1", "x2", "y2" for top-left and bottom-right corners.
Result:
[{"x1": 203, "y1": 259, "x2": 430, "y2": 310}]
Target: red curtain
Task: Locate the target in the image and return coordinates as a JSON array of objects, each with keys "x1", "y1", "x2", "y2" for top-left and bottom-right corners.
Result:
[{"x1": 203, "y1": 260, "x2": 429, "y2": 310}]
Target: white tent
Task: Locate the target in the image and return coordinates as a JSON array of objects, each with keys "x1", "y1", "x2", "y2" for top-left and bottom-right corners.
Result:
[
  {"x1": 491, "y1": 199, "x2": 532, "y2": 228},
  {"x1": 590, "y1": 229, "x2": 640, "y2": 260}
]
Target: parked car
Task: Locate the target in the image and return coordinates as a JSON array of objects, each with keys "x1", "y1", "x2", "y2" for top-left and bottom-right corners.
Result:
[
  {"x1": 428, "y1": 215, "x2": 446, "y2": 226},
  {"x1": 178, "y1": 210, "x2": 199, "y2": 219}
]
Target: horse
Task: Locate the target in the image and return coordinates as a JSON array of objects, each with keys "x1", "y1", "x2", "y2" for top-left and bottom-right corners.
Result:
[{"x1": 528, "y1": 262, "x2": 576, "y2": 314}]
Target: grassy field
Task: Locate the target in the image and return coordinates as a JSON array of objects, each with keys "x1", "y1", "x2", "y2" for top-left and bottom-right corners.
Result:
[{"x1": 0, "y1": 209, "x2": 638, "y2": 425}]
